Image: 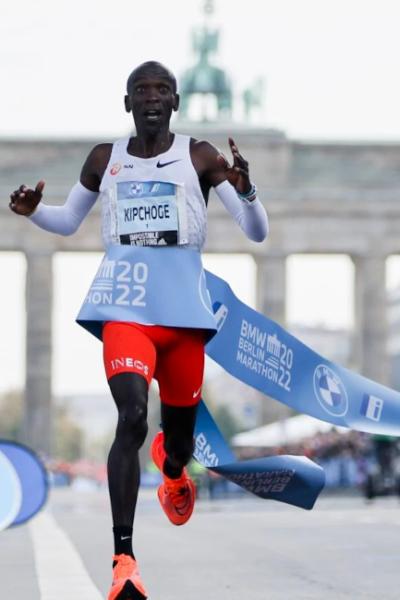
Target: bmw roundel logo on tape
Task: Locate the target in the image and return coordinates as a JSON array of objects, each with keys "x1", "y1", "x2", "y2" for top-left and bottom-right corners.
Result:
[
  {"x1": 0, "y1": 440, "x2": 48, "y2": 531},
  {"x1": 313, "y1": 364, "x2": 349, "y2": 417}
]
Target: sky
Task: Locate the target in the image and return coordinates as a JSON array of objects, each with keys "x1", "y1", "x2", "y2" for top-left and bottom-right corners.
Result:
[
  {"x1": 1, "y1": 0, "x2": 400, "y2": 394},
  {"x1": 1, "y1": 0, "x2": 400, "y2": 140}
]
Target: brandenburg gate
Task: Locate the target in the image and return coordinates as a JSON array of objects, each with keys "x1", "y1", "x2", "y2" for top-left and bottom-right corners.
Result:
[{"x1": 1, "y1": 129, "x2": 400, "y2": 454}]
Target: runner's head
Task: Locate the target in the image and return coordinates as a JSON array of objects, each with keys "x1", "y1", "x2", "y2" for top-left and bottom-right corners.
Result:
[{"x1": 125, "y1": 61, "x2": 179, "y2": 131}]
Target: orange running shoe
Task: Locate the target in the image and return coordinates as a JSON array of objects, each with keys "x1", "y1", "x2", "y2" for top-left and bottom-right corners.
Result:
[
  {"x1": 151, "y1": 431, "x2": 196, "y2": 526},
  {"x1": 108, "y1": 554, "x2": 147, "y2": 600}
]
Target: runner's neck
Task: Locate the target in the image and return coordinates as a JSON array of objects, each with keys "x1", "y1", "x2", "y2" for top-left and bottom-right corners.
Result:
[{"x1": 127, "y1": 131, "x2": 175, "y2": 158}]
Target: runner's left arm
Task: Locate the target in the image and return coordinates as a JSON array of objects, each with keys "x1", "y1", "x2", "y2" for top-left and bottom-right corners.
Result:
[
  {"x1": 201, "y1": 138, "x2": 269, "y2": 242},
  {"x1": 214, "y1": 179, "x2": 269, "y2": 242}
]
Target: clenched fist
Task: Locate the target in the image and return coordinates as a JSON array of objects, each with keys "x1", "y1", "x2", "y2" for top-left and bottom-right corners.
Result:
[{"x1": 9, "y1": 180, "x2": 45, "y2": 216}]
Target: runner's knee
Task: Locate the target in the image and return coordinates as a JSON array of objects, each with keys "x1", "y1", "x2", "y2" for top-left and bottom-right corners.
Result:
[
  {"x1": 116, "y1": 403, "x2": 148, "y2": 449},
  {"x1": 109, "y1": 373, "x2": 149, "y2": 449}
]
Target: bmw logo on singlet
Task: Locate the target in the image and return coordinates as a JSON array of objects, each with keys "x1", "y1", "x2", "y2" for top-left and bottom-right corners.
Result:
[
  {"x1": 129, "y1": 182, "x2": 143, "y2": 196},
  {"x1": 313, "y1": 364, "x2": 348, "y2": 417}
]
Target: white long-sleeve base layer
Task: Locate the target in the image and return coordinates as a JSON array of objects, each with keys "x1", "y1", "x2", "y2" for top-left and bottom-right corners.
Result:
[{"x1": 29, "y1": 179, "x2": 269, "y2": 243}]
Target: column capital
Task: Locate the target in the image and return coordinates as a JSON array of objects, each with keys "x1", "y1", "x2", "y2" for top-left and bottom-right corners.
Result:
[
  {"x1": 351, "y1": 252, "x2": 388, "y2": 263},
  {"x1": 253, "y1": 251, "x2": 288, "y2": 263}
]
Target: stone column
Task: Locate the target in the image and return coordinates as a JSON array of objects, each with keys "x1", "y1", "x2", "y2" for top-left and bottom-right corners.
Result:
[
  {"x1": 23, "y1": 251, "x2": 53, "y2": 455},
  {"x1": 255, "y1": 254, "x2": 287, "y2": 326},
  {"x1": 254, "y1": 254, "x2": 292, "y2": 423},
  {"x1": 352, "y1": 255, "x2": 389, "y2": 385}
]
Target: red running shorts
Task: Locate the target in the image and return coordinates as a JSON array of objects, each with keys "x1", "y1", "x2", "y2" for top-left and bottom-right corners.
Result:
[{"x1": 103, "y1": 321, "x2": 205, "y2": 407}]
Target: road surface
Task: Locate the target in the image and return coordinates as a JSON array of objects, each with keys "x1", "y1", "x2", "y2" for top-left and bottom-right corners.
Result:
[{"x1": 1, "y1": 485, "x2": 399, "y2": 599}]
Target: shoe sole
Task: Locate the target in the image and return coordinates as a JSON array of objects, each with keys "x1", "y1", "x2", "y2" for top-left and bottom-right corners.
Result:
[{"x1": 112, "y1": 579, "x2": 147, "y2": 600}]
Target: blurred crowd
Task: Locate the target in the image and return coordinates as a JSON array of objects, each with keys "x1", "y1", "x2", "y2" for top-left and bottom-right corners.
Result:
[
  {"x1": 236, "y1": 428, "x2": 400, "y2": 493},
  {"x1": 46, "y1": 428, "x2": 400, "y2": 498},
  {"x1": 47, "y1": 458, "x2": 107, "y2": 487}
]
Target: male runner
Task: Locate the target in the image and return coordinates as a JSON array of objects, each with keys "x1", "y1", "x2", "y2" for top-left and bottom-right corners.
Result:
[{"x1": 9, "y1": 61, "x2": 268, "y2": 599}]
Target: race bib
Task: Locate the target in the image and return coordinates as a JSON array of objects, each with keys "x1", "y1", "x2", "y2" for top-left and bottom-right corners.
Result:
[{"x1": 115, "y1": 181, "x2": 188, "y2": 246}]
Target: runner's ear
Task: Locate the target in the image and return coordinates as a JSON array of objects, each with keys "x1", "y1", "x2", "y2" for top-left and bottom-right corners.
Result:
[
  {"x1": 173, "y1": 93, "x2": 180, "y2": 112},
  {"x1": 124, "y1": 95, "x2": 132, "y2": 113}
]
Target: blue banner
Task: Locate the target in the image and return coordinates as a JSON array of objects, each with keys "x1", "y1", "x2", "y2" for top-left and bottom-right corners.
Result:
[
  {"x1": 205, "y1": 271, "x2": 400, "y2": 436},
  {"x1": 75, "y1": 247, "x2": 400, "y2": 510},
  {"x1": 0, "y1": 441, "x2": 48, "y2": 530},
  {"x1": 0, "y1": 450, "x2": 22, "y2": 530},
  {"x1": 194, "y1": 401, "x2": 325, "y2": 510},
  {"x1": 78, "y1": 247, "x2": 400, "y2": 436}
]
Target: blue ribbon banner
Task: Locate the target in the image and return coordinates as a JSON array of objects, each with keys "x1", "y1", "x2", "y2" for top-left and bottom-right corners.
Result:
[
  {"x1": 205, "y1": 271, "x2": 400, "y2": 436},
  {"x1": 77, "y1": 246, "x2": 217, "y2": 341},
  {"x1": 76, "y1": 246, "x2": 400, "y2": 509},
  {"x1": 0, "y1": 441, "x2": 48, "y2": 530},
  {"x1": 194, "y1": 400, "x2": 325, "y2": 510}
]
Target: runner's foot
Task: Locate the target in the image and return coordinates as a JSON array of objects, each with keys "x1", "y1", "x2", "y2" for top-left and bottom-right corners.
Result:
[
  {"x1": 151, "y1": 431, "x2": 196, "y2": 526},
  {"x1": 108, "y1": 554, "x2": 147, "y2": 600}
]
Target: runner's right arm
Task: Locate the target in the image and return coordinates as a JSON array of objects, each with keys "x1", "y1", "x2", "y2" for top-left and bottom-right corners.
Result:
[{"x1": 9, "y1": 144, "x2": 111, "y2": 235}]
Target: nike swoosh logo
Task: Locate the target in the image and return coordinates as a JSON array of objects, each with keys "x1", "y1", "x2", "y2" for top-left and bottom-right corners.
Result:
[
  {"x1": 192, "y1": 386, "x2": 202, "y2": 398},
  {"x1": 120, "y1": 536, "x2": 131, "y2": 541},
  {"x1": 156, "y1": 159, "x2": 182, "y2": 168}
]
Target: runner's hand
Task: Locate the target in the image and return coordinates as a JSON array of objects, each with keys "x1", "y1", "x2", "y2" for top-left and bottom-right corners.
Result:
[
  {"x1": 9, "y1": 181, "x2": 45, "y2": 216},
  {"x1": 217, "y1": 138, "x2": 252, "y2": 194}
]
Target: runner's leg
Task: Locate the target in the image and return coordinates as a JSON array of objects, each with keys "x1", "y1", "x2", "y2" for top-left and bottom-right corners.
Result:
[
  {"x1": 107, "y1": 373, "x2": 149, "y2": 533},
  {"x1": 157, "y1": 328, "x2": 205, "y2": 478},
  {"x1": 161, "y1": 404, "x2": 198, "y2": 478},
  {"x1": 103, "y1": 322, "x2": 156, "y2": 556}
]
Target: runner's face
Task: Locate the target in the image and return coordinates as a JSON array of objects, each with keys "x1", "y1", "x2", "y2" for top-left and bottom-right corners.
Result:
[{"x1": 127, "y1": 74, "x2": 178, "y2": 131}]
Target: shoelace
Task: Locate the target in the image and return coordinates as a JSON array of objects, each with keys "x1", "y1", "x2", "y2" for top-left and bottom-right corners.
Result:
[
  {"x1": 113, "y1": 556, "x2": 138, "y2": 580},
  {"x1": 165, "y1": 479, "x2": 190, "y2": 509}
]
